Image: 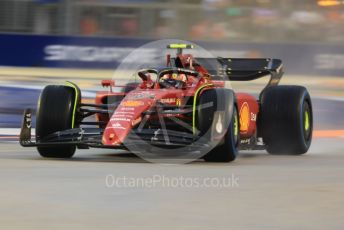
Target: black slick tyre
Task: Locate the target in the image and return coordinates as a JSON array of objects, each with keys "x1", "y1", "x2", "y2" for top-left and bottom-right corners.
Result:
[
  {"x1": 260, "y1": 85, "x2": 313, "y2": 155},
  {"x1": 36, "y1": 85, "x2": 80, "y2": 158},
  {"x1": 197, "y1": 88, "x2": 239, "y2": 162}
]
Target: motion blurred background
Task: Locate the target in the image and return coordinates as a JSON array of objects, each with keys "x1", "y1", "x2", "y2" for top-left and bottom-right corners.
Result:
[
  {"x1": 1, "y1": 0, "x2": 344, "y2": 42},
  {"x1": 0, "y1": 0, "x2": 343, "y2": 132}
]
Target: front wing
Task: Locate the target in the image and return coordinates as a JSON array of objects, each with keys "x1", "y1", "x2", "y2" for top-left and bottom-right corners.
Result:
[{"x1": 19, "y1": 109, "x2": 208, "y2": 150}]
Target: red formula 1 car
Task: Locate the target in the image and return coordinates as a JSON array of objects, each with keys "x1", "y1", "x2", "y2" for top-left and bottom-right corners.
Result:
[{"x1": 20, "y1": 44, "x2": 313, "y2": 162}]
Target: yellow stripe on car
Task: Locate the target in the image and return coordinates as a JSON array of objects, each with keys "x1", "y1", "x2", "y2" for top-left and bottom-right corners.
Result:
[
  {"x1": 192, "y1": 84, "x2": 214, "y2": 134},
  {"x1": 65, "y1": 81, "x2": 79, "y2": 128}
]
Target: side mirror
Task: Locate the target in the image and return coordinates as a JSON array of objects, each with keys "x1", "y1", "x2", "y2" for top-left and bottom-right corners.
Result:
[{"x1": 101, "y1": 80, "x2": 115, "y2": 92}]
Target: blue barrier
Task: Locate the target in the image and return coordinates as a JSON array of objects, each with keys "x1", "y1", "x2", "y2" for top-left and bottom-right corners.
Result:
[
  {"x1": 0, "y1": 86, "x2": 39, "y2": 128},
  {"x1": 0, "y1": 33, "x2": 343, "y2": 75}
]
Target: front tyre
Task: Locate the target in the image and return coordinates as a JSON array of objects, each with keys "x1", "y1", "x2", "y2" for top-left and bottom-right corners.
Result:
[
  {"x1": 197, "y1": 88, "x2": 239, "y2": 162},
  {"x1": 36, "y1": 84, "x2": 80, "y2": 158},
  {"x1": 260, "y1": 85, "x2": 313, "y2": 155},
  {"x1": 203, "y1": 105, "x2": 239, "y2": 162}
]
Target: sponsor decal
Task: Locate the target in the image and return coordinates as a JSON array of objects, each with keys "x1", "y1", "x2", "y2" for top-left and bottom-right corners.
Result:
[
  {"x1": 315, "y1": 54, "x2": 344, "y2": 70},
  {"x1": 112, "y1": 123, "x2": 125, "y2": 130},
  {"x1": 110, "y1": 117, "x2": 131, "y2": 122},
  {"x1": 112, "y1": 114, "x2": 133, "y2": 119},
  {"x1": 115, "y1": 111, "x2": 135, "y2": 115},
  {"x1": 25, "y1": 113, "x2": 32, "y2": 129},
  {"x1": 122, "y1": 100, "x2": 144, "y2": 107},
  {"x1": 215, "y1": 114, "x2": 223, "y2": 134},
  {"x1": 160, "y1": 98, "x2": 176, "y2": 104},
  {"x1": 45, "y1": 45, "x2": 156, "y2": 63},
  {"x1": 239, "y1": 102, "x2": 250, "y2": 133},
  {"x1": 250, "y1": 112, "x2": 257, "y2": 121},
  {"x1": 128, "y1": 92, "x2": 155, "y2": 99},
  {"x1": 120, "y1": 107, "x2": 135, "y2": 111},
  {"x1": 240, "y1": 138, "x2": 250, "y2": 144}
]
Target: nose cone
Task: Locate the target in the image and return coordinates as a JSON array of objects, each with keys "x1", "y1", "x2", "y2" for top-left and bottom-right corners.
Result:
[{"x1": 102, "y1": 94, "x2": 152, "y2": 146}]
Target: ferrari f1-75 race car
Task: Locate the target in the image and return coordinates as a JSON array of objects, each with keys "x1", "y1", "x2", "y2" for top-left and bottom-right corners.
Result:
[{"x1": 20, "y1": 44, "x2": 313, "y2": 162}]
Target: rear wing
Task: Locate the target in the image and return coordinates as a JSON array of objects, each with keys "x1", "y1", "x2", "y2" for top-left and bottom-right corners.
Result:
[{"x1": 195, "y1": 57, "x2": 284, "y2": 87}]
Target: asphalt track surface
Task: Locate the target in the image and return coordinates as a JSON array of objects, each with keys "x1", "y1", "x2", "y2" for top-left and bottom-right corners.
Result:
[{"x1": 0, "y1": 137, "x2": 343, "y2": 230}]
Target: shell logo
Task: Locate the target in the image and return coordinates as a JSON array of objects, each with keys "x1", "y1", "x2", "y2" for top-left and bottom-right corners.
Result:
[{"x1": 239, "y1": 102, "x2": 250, "y2": 133}]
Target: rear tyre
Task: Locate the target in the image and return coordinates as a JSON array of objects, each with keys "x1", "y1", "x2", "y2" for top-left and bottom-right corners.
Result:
[
  {"x1": 260, "y1": 85, "x2": 313, "y2": 155},
  {"x1": 36, "y1": 85, "x2": 80, "y2": 158},
  {"x1": 197, "y1": 89, "x2": 239, "y2": 162}
]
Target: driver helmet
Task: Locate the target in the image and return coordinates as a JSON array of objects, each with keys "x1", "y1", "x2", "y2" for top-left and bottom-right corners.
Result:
[
  {"x1": 171, "y1": 73, "x2": 187, "y2": 82},
  {"x1": 159, "y1": 72, "x2": 187, "y2": 88},
  {"x1": 160, "y1": 73, "x2": 187, "y2": 83}
]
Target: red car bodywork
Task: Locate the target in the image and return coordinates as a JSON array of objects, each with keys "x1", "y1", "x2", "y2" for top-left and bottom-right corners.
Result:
[{"x1": 95, "y1": 53, "x2": 260, "y2": 146}]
